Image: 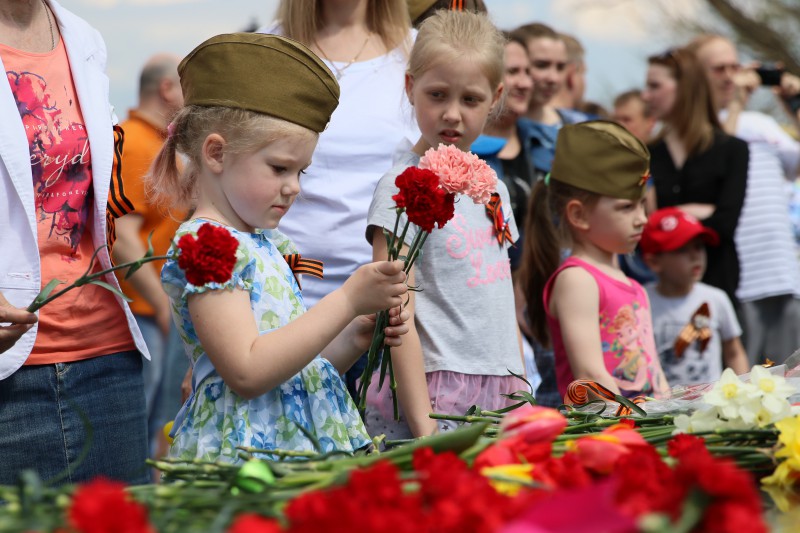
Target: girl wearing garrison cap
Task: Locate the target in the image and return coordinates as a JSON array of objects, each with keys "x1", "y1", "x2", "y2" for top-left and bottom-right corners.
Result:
[
  {"x1": 261, "y1": 0, "x2": 418, "y2": 399},
  {"x1": 520, "y1": 121, "x2": 670, "y2": 402},
  {"x1": 147, "y1": 33, "x2": 410, "y2": 463}
]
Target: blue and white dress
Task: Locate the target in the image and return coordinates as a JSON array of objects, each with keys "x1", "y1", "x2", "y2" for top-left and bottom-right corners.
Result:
[{"x1": 162, "y1": 218, "x2": 370, "y2": 463}]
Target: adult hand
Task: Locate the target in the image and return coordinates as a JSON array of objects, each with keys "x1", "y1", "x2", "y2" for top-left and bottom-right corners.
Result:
[
  {"x1": 0, "y1": 292, "x2": 38, "y2": 354},
  {"x1": 731, "y1": 63, "x2": 761, "y2": 108},
  {"x1": 777, "y1": 71, "x2": 800, "y2": 100}
]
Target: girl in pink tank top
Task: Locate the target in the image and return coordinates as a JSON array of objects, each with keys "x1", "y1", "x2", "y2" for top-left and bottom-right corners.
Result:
[{"x1": 519, "y1": 121, "x2": 670, "y2": 402}]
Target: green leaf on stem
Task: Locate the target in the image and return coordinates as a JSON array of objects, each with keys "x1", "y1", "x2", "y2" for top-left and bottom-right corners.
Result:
[
  {"x1": 125, "y1": 232, "x2": 157, "y2": 279},
  {"x1": 507, "y1": 368, "x2": 533, "y2": 393},
  {"x1": 87, "y1": 280, "x2": 133, "y2": 302},
  {"x1": 379, "y1": 421, "x2": 490, "y2": 459},
  {"x1": 614, "y1": 394, "x2": 647, "y2": 417},
  {"x1": 144, "y1": 230, "x2": 156, "y2": 259},
  {"x1": 26, "y1": 278, "x2": 65, "y2": 312},
  {"x1": 500, "y1": 390, "x2": 537, "y2": 407},
  {"x1": 81, "y1": 243, "x2": 109, "y2": 280},
  {"x1": 123, "y1": 262, "x2": 143, "y2": 280}
]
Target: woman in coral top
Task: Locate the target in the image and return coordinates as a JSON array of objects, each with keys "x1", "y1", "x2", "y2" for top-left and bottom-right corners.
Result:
[{"x1": 0, "y1": 0, "x2": 149, "y2": 485}]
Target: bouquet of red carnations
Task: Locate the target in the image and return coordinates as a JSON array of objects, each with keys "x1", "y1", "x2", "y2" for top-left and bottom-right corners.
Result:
[{"x1": 356, "y1": 144, "x2": 502, "y2": 419}]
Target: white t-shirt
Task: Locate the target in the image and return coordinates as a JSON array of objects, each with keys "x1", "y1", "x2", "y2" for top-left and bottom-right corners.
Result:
[
  {"x1": 260, "y1": 23, "x2": 420, "y2": 307},
  {"x1": 725, "y1": 110, "x2": 800, "y2": 301},
  {"x1": 646, "y1": 281, "x2": 742, "y2": 386},
  {"x1": 368, "y1": 151, "x2": 523, "y2": 376}
]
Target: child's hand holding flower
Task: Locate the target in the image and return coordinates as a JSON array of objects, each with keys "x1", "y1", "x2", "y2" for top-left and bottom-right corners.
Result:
[{"x1": 342, "y1": 260, "x2": 407, "y2": 317}]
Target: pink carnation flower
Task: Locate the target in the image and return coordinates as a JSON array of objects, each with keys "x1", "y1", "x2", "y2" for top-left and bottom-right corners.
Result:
[{"x1": 419, "y1": 144, "x2": 498, "y2": 205}]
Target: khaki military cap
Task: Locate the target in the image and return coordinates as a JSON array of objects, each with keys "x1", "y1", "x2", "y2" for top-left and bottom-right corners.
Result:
[
  {"x1": 179, "y1": 33, "x2": 339, "y2": 133},
  {"x1": 551, "y1": 121, "x2": 651, "y2": 201}
]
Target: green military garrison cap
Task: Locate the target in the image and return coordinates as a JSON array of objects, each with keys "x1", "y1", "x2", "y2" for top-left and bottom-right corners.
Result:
[
  {"x1": 550, "y1": 120, "x2": 651, "y2": 201},
  {"x1": 179, "y1": 33, "x2": 339, "y2": 133}
]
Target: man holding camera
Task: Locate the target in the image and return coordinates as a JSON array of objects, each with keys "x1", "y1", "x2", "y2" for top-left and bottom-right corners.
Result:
[{"x1": 689, "y1": 34, "x2": 800, "y2": 366}]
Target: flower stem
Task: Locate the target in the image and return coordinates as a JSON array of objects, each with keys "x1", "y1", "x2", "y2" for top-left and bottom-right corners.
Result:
[{"x1": 27, "y1": 254, "x2": 171, "y2": 312}]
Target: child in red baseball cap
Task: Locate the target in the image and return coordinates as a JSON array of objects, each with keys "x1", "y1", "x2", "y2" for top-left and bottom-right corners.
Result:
[{"x1": 641, "y1": 207, "x2": 748, "y2": 385}]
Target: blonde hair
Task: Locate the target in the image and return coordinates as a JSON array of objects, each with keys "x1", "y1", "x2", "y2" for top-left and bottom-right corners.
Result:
[
  {"x1": 275, "y1": 0, "x2": 410, "y2": 53},
  {"x1": 147, "y1": 105, "x2": 316, "y2": 210},
  {"x1": 409, "y1": 10, "x2": 505, "y2": 91}
]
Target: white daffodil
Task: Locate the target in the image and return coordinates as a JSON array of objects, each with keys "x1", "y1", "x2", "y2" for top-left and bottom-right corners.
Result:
[
  {"x1": 704, "y1": 368, "x2": 759, "y2": 422},
  {"x1": 674, "y1": 407, "x2": 724, "y2": 434},
  {"x1": 674, "y1": 366, "x2": 800, "y2": 434},
  {"x1": 748, "y1": 365, "x2": 796, "y2": 421}
]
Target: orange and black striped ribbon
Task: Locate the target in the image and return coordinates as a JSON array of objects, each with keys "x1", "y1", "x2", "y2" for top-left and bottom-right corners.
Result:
[
  {"x1": 106, "y1": 124, "x2": 135, "y2": 253},
  {"x1": 485, "y1": 192, "x2": 514, "y2": 245},
  {"x1": 283, "y1": 254, "x2": 324, "y2": 289},
  {"x1": 565, "y1": 379, "x2": 646, "y2": 417},
  {"x1": 451, "y1": 0, "x2": 464, "y2": 9},
  {"x1": 674, "y1": 302, "x2": 712, "y2": 358}
]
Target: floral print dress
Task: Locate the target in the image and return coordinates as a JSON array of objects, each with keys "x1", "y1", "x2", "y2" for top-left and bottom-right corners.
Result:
[{"x1": 162, "y1": 218, "x2": 370, "y2": 463}]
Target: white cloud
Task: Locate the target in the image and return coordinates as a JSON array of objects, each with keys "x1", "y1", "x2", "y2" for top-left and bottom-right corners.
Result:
[
  {"x1": 550, "y1": 0, "x2": 703, "y2": 44},
  {"x1": 484, "y1": 0, "x2": 539, "y2": 30}
]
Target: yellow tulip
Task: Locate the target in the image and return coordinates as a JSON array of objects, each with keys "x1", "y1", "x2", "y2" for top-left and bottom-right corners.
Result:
[{"x1": 480, "y1": 463, "x2": 535, "y2": 496}]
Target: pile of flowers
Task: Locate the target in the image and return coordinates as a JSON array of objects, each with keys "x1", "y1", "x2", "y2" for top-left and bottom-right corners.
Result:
[{"x1": 5, "y1": 365, "x2": 800, "y2": 532}]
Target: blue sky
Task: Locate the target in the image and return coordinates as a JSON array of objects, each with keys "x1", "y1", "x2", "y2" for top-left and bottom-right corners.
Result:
[{"x1": 64, "y1": 0, "x2": 694, "y2": 116}]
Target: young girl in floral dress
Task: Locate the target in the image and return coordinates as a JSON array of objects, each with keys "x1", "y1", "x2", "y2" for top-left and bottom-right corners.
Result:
[
  {"x1": 365, "y1": 10, "x2": 524, "y2": 439},
  {"x1": 148, "y1": 33, "x2": 409, "y2": 463}
]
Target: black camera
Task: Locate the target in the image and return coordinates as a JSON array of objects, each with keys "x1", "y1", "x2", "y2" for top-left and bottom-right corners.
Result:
[{"x1": 755, "y1": 66, "x2": 784, "y2": 86}]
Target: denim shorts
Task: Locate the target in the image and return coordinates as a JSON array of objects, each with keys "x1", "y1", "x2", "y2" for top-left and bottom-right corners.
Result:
[{"x1": 0, "y1": 350, "x2": 149, "y2": 486}]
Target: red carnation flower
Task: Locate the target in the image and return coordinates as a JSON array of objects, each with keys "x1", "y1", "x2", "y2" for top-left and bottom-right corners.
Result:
[
  {"x1": 177, "y1": 222, "x2": 239, "y2": 286},
  {"x1": 666, "y1": 433, "x2": 706, "y2": 458},
  {"x1": 393, "y1": 167, "x2": 455, "y2": 233},
  {"x1": 68, "y1": 478, "x2": 153, "y2": 533},
  {"x1": 227, "y1": 514, "x2": 283, "y2": 533}
]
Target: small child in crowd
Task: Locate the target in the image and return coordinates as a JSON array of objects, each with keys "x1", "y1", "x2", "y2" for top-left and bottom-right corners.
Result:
[
  {"x1": 365, "y1": 10, "x2": 523, "y2": 439},
  {"x1": 641, "y1": 207, "x2": 749, "y2": 385},
  {"x1": 147, "y1": 33, "x2": 409, "y2": 463},
  {"x1": 521, "y1": 121, "x2": 670, "y2": 400}
]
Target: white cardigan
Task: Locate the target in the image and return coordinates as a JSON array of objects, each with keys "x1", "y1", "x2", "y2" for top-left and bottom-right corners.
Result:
[{"x1": 0, "y1": 0, "x2": 148, "y2": 379}]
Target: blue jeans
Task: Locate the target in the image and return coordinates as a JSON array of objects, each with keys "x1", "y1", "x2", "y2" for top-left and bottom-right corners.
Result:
[
  {"x1": 0, "y1": 350, "x2": 149, "y2": 486},
  {"x1": 136, "y1": 315, "x2": 188, "y2": 456},
  {"x1": 136, "y1": 315, "x2": 165, "y2": 418}
]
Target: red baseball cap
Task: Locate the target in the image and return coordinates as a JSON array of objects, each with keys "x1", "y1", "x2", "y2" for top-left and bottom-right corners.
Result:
[{"x1": 640, "y1": 207, "x2": 719, "y2": 254}]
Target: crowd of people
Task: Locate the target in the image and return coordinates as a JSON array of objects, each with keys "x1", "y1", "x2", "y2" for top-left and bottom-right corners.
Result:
[{"x1": 2, "y1": 0, "x2": 800, "y2": 487}]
